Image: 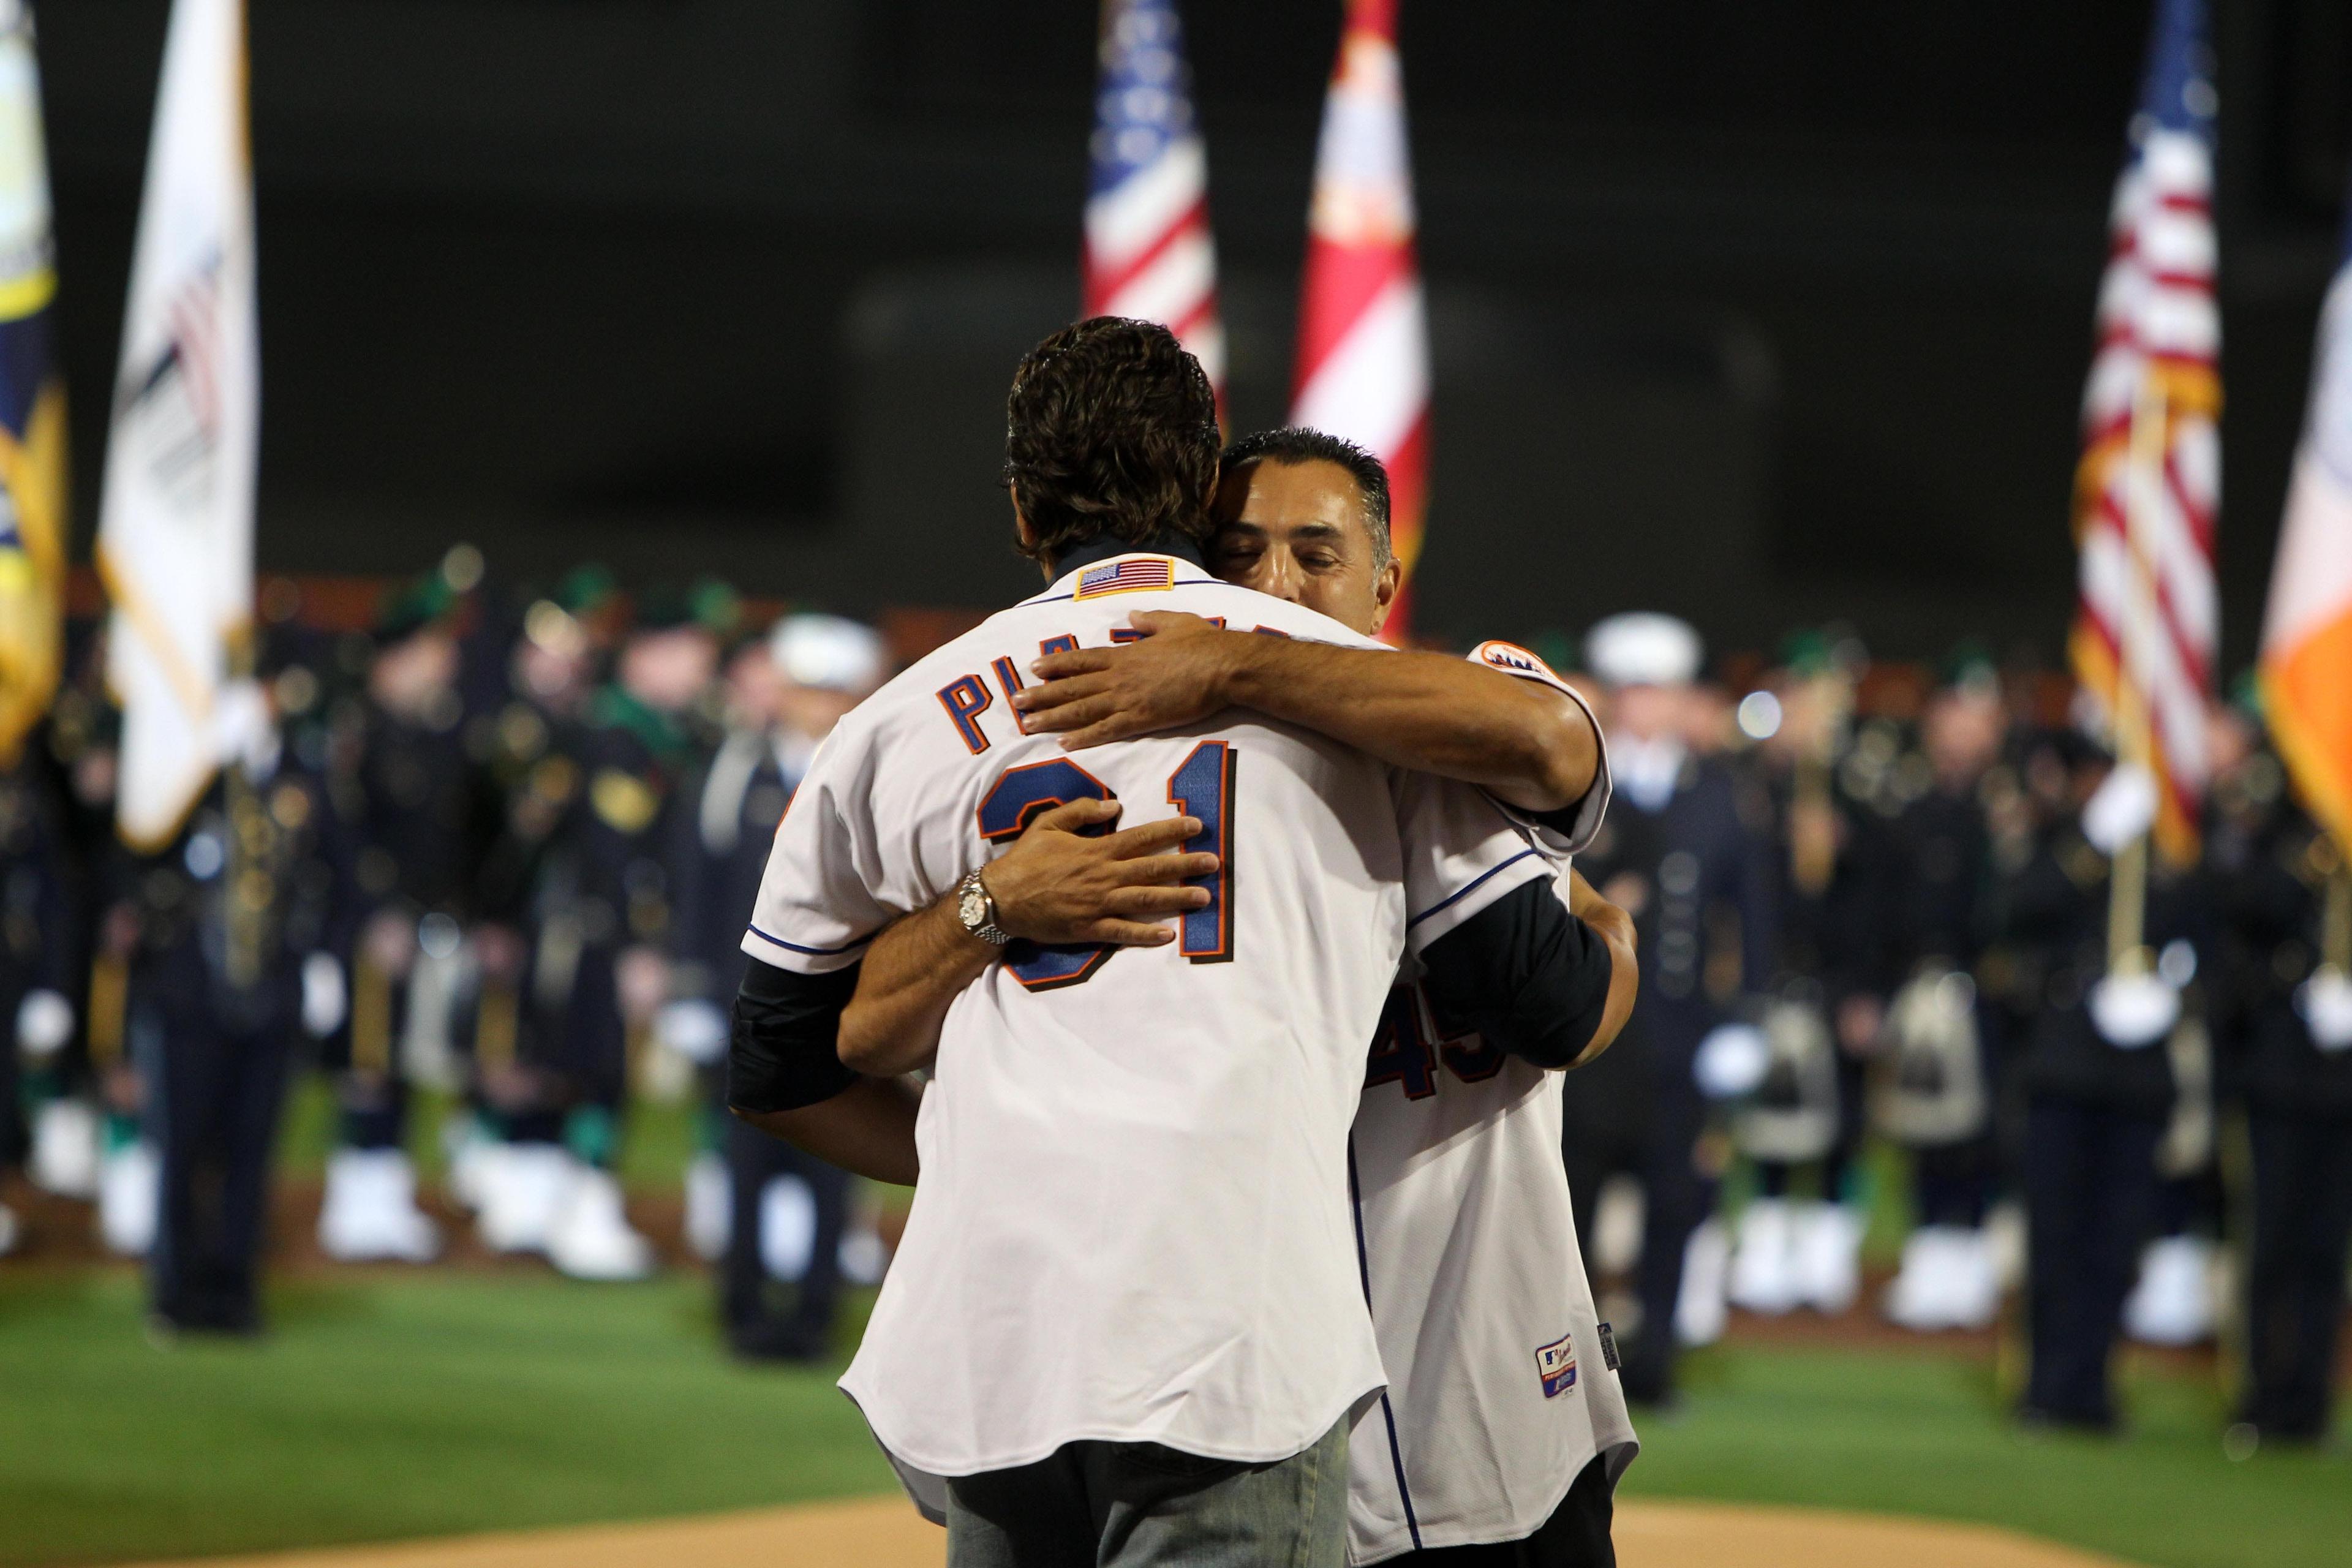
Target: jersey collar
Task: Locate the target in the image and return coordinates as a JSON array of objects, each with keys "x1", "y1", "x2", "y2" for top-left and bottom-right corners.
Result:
[{"x1": 1031, "y1": 532, "x2": 1217, "y2": 603}]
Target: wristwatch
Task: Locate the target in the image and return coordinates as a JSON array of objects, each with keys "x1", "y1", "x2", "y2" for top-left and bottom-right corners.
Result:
[{"x1": 957, "y1": 867, "x2": 1012, "y2": 946}]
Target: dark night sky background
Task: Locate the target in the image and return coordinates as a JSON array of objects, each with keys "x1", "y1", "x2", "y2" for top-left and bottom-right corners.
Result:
[{"x1": 35, "y1": 1, "x2": 2352, "y2": 665}]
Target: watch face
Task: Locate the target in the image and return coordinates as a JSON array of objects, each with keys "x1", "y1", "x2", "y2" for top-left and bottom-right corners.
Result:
[{"x1": 960, "y1": 882, "x2": 986, "y2": 929}]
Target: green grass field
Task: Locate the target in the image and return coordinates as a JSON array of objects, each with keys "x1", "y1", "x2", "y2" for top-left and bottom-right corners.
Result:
[
  {"x1": 1, "y1": 1262, "x2": 2344, "y2": 1568},
  {"x1": 1640, "y1": 1341, "x2": 2347, "y2": 1568},
  {"x1": 0, "y1": 1269, "x2": 895, "y2": 1567}
]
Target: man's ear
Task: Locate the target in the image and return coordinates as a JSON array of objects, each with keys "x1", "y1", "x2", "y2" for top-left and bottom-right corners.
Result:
[
  {"x1": 1370, "y1": 556, "x2": 1404, "y2": 628},
  {"x1": 1011, "y1": 496, "x2": 1055, "y2": 580}
]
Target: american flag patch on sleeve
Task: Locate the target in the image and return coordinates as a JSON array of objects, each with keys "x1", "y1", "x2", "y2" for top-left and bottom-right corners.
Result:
[{"x1": 1074, "y1": 557, "x2": 1178, "y2": 598}]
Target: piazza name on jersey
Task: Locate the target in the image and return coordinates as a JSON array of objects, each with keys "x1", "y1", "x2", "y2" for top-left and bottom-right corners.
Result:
[{"x1": 931, "y1": 619, "x2": 1295, "y2": 755}]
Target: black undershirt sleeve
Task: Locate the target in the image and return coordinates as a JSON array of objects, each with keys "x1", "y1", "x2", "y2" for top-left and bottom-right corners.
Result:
[
  {"x1": 727, "y1": 955, "x2": 862, "y2": 1115},
  {"x1": 1417, "y1": 878, "x2": 1615, "y2": 1070},
  {"x1": 1520, "y1": 791, "x2": 1591, "y2": 840}
]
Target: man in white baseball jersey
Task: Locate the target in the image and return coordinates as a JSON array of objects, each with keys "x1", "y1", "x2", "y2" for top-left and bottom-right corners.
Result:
[
  {"x1": 1090, "y1": 432, "x2": 1642, "y2": 1566},
  {"x1": 729, "y1": 324, "x2": 1605, "y2": 1567},
  {"x1": 751, "y1": 429, "x2": 1640, "y2": 1566}
]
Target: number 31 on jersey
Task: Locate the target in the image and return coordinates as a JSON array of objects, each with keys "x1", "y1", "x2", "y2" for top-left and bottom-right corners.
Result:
[{"x1": 974, "y1": 742, "x2": 1235, "y2": 990}]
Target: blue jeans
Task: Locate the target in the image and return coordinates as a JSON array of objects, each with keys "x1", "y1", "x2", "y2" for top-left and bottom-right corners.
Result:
[{"x1": 944, "y1": 1415, "x2": 1349, "y2": 1568}]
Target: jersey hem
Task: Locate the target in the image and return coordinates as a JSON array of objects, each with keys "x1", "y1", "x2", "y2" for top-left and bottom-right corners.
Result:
[
  {"x1": 1346, "y1": 1447, "x2": 1586, "y2": 1566},
  {"x1": 842, "y1": 1376, "x2": 1387, "y2": 1482}
]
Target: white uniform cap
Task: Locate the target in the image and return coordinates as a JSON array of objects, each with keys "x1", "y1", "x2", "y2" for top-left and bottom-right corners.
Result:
[
  {"x1": 1584, "y1": 612, "x2": 1702, "y2": 688},
  {"x1": 769, "y1": 614, "x2": 886, "y2": 695}
]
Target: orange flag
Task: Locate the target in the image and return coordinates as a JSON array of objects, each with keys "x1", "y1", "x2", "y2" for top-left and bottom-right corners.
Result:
[{"x1": 2261, "y1": 244, "x2": 2352, "y2": 852}]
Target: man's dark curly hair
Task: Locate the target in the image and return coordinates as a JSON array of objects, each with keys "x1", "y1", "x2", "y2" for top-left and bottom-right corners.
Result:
[{"x1": 1002, "y1": 317, "x2": 1222, "y2": 567}]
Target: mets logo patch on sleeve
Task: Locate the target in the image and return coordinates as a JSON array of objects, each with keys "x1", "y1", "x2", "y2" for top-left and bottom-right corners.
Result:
[
  {"x1": 1471, "y1": 639, "x2": 1567, "y2": 688},
  {"x1": 1074, "y1": 557, "x2": 1177, "y2": 599},
  {"x1": 1535, "y1": 1333, "x2": 1579, "y2": 1398}
]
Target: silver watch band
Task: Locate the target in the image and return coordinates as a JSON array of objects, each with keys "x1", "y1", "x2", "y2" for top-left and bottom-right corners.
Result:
[{"x1": 961, "y1": 868, "x2": 1012, "y2": 946}]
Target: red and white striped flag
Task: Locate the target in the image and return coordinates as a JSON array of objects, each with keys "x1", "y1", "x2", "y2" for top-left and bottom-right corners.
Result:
[
  {"x1": 2068, "y1": 0, "x2": 2219, "y2": 865},
  {"x1": 1291, "y1": 0, "x2": 1428, "y2": 642},
  {"x1": 1083, "y1": 0, "x2": 1224, "y2": 404}
]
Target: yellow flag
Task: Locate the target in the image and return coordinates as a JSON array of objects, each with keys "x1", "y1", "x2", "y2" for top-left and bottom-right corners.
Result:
[{"x1": 0, "y1": 1, "x2": 64, "y2": 766}]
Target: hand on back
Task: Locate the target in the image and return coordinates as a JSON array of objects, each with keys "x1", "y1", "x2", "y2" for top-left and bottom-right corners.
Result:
[
  {"x1": 982, "y1": 796, "x2": 1219, "y2": 949},
  {"x1": 1012, "y1": 611, "x2": 1243, "y2": 749}
]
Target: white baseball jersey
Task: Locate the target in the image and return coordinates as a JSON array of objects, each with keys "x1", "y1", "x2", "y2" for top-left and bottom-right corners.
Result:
[
  {"x1": 743, "y1": 551, "x2": 1551, "y2": 1483},
  {"x1": 1345, "y1": 645, "x2": 1636, "y2": 1563}
]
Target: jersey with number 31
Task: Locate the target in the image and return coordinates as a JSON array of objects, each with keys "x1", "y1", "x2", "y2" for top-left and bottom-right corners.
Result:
[{"x1": 743, "y1": 552, "x2": 1552, "y2": 1483}]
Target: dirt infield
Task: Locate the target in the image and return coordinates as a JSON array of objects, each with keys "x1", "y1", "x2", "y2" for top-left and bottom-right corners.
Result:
[{"x1": 120, "y1": 1495, "x2": 2148, "y2": 1568}]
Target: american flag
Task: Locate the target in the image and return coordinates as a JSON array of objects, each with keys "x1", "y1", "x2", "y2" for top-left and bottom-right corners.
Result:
[
  {"x1": 1084, "y1": 0, "x2": 1224, "y2": 404},
  {"x1": 1291, "y1": 0, "x2": 1429, "y2": 642},
  {"x1": 1076, "y1": 556, "x2": 1178, "y2": 598},
  {"x1": 2070, "y1": 0, "x2": 2220, "y2": 865}
]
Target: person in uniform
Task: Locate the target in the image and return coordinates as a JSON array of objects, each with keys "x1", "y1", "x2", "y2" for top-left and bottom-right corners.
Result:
[
  {"x1": 667, "y1": 612, "x2": 886, "y2": 1359},
  {"x1": 2117, "y1": 701, "x2": 2247, "y2": 1351},
  {"x1": 40, "y1": 635, "x2": 159, "y2": 1254},
  {"x1": 2003, "y1": 731, "x2": 2204, "y2": 1430},
  {"x1": 130, "y1": 659, "x2": 354, "y2": 1335},
  {"x1": 1878, "y1": 650, "x2": 2008, "y2": 1332},
  {"x1": 15, "y1": 642, "x2": 118, "y2": 1216},
  {"x1": 2208, "y1": 714, "x2": 2352, "y2": 1444},
  {"x1": 521, "y1": 579, "x2": 729, "y2": 1280},
  {"x1": 312, "y1": 576, "x2": 484, "y2": 1262},
  {"x1": 0, "y1": 712, "x2": 76, "y2": 1256},
  {"x1": 1730, "y1": 633, "x2": 1901, "y2": 1319},
  {"x1": 1565, "y1": 611, "x2": 1775, "y2": 1404},
  {"x1": 458, "y1": 569, "x2": 622, "y2": 1259}
]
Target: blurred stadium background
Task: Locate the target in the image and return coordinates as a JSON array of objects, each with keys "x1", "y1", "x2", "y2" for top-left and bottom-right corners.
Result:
[
  {"x1": 4, "y1": 2, "x2": 2351, "y2": 1566},
  {"x1": 25, "y1": 0, "x2": 2343, "y2": 652}
]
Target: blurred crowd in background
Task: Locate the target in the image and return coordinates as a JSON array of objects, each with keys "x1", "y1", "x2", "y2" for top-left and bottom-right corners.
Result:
[
  {"x1": 0, "y1": 548, "x2": 896, "y2": 1363},
  {"x1": 0, "y1": 544, "x2": 2345, "y2": 1452},
  {"x1": 1559, "y1": 610, "x2": 2347, "y2": 1450}
]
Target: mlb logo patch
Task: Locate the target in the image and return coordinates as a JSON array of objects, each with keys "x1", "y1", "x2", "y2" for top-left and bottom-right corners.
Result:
[
  {"x1": 1075, "y1": 557, "x2": 1177, "y2": 599},
  {"x1": 1535, "y1": 1332, "x2": 1578, "y2": 1398}
]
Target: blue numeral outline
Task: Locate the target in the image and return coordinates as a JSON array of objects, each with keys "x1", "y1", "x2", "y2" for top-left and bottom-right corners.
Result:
[
  {"x1": 1365, "y1": 983, "x2": 1505, "y2": 1098},
  {"x1": 971, "y1": 748, "x2": 1242, "y2": 990},
  {"x1": 1165, "y1": 741, "x2": 1235, "y2": 963},
  {"x1": 1364, "y1": 986, "x2": 1438, "y2": 1100},
  {"x1": 976, "y1": 759, "x2": 1120, "y2": 990},
  {"x1": 1436, "y1": 1008, "x2": 1506, "y2": 1083}
]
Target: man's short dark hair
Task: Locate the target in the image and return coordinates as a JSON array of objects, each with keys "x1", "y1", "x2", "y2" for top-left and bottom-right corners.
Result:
[
  {"x1": 1002, "y1": 317, "x2": 1222, "y2": 567},
  {"x1": 1218, "y1": 427, "x2": 1393, "y2": 567}
]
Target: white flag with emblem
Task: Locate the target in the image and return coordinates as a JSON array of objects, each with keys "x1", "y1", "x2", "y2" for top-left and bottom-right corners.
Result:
[{"x1": 97, "y1": 0, "x2": 256, "y2": 848}]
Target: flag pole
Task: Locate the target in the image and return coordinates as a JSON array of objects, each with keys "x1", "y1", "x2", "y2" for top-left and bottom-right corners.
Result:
[
  {"x1": 2107, "y1": 371, "x2": 2167, "y2": 978},
  {"x1": 2323, "y1": 851, "x2": 2351, "y2": 978}
]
